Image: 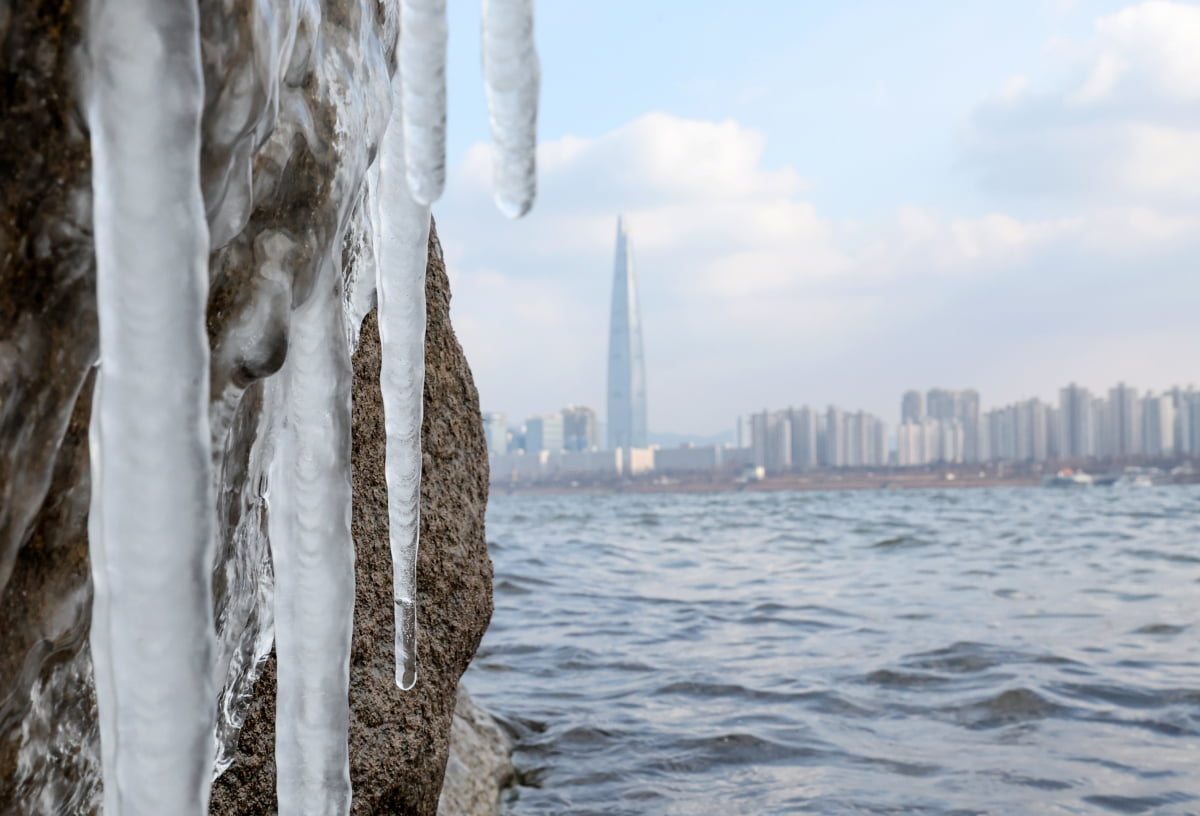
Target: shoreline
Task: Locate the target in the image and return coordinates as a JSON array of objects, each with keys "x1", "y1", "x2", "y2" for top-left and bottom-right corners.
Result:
[{"x1": 491, "y1": 473, "x2": 1043, "y2": 497}]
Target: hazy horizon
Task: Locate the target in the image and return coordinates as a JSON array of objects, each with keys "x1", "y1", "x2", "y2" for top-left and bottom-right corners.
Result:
[{"x1": 436, "y1": 0, "x2": 1199, "y2": 436}]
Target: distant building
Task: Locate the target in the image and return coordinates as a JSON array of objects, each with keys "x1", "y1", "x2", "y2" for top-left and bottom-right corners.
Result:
[
  {"x1": 786, "y1": 406, "x2": 818, "y2": 471},
  {"x1": 958, "y1": 390, "x2": 981, "y2": 463},
  {"x1": 624, "y1": 447, "x2": 655, "y2": 475},
  {"x1": 1142, "y1": 393, "x2": 1176, "y2": 457},
  {"x1": 525, "y1": 414, "x2": 564, "y2": 454},
  {"x1": 751, "y1": 410, "x2": 792, "y2": 473},
  {"x1": 1180, "y1": 389, "x2": 1200, "y2": 456},
  {"x1": 926, "y1": 388, "x2": 957, "y2": 422},
  {"x1": 562, "y1": 405, "x2": 600, "y2": 451},
  {"x1": 606, "y1": 217, "x2": 648, "y2": 449},
  {"x1": 507, "y1": 426, "x2": 526, "y2": 454},
  {"x1": 483, "y1": 412, "x2": 508, "y2": 456},
  {"x1": 896, "y1": 422, "x2": 923, "y2": 466},
  {"x1": 901, "y1": 390, "x2": 924, "y2": 424},
  {"x1": 823, "y1": 406, "x2": 845, "y2": 468},
  {"x1": 1106, "y1": 383, "x2": 1142, "y2": 458},
  {"x1": 546, "y1": 449, "x2": 623, "y2": 479},
  {"x1": 489, "y1": 450, "x2": 549, "y2": 482},
  {"x1": 1058, "y1": 383, "x2": 1094, "y2": 459},
  {"x1": 655, "y1": 445, "x2": 724, "y2": 473}
]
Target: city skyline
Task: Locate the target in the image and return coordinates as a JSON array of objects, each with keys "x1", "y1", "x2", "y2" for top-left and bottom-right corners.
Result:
[
  {"x1": 488, "y1": 377, "x2": 1200, "y2": 455},
  {"x1": 485, "y1": 376, "x2": 1200, "y2": 487}
]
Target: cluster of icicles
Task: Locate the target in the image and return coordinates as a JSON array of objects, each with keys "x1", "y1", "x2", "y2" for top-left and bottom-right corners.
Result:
[{"x1": 85, "y1": 0, "x2": 537, "y2": 813}]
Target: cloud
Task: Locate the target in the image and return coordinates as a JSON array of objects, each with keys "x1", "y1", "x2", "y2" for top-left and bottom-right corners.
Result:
[{"x1": 966, "y1": 0, "x2": 1200, "y2": 205}]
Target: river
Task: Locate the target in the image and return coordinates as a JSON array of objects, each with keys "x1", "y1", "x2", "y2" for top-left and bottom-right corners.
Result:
[{"x1": 465, "y1": 486, "x2": 1200, "y2": 815}]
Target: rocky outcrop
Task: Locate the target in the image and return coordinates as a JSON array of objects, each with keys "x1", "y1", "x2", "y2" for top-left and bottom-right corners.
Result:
[
  {"x1": 437, "y1": 688, "x2": 515, "y2": 816},
  {"x1": 209, "y1": 231, "x2": 494, "y2": 816},
  {"x1": 0, "y1": 1, "x2": 496, "y2": 813}
]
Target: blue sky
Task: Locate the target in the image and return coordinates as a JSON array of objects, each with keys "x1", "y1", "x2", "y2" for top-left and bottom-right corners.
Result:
[{"x1": 434, "y1": 0, "x2": 1200, "y2": 435}]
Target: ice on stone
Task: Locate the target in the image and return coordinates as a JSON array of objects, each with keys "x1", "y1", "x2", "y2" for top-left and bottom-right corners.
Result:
[
  {"x1": 86, "y1": 0, "x2": 218, "y2": 812},
  {"x1": 400, "y1": 0, "x2": 449, "y2": 206},
  {"x1": 482, "y1": 0, "x2": 540, "y2": 218},
  {"x1": 377, "y1": 80, "x2": 430, "y2": 691},
  {"x1": 265, "y1": 254, "x2": 356, "y2": 815}
]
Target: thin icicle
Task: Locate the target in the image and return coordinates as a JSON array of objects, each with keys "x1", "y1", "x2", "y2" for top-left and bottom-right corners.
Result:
[
  {"x1": 86, "y1": 0, "x2": 216, "y2": 813},
  {"x1": 481, "y1": 0, "x2": 540, "y2": 218},
  {"x1": 266, "y1": 255, "x2": 356, "y2": 815},
  {"x1": 377, "y1": 80, "x2": 430, "y2": 690},
  {"x1": 399, "y1": 0, "x2": 448, "y2": 206}
]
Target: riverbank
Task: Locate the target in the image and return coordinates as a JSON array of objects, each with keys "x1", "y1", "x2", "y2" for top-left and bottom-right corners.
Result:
[{"x1": 492, "y1": 470, "x2": 1041, "y2": 496}]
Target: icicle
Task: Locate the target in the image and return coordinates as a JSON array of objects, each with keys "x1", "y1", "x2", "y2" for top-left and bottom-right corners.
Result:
[
  {"x1": 86, "y1": 0, "x2": 217, "y2": 813},
  {"x1": 377, "y1": 80, "x2": 430, "y2": 690},
  {"x1": 265, "y1": 255, "x2": 356, "y2": 814},
  {"x1": 481, "y1": 0, "x2": 540, "y2": 218},
  {"x1": 399, "y1": 0, "x2": 448, "y2": 206}
]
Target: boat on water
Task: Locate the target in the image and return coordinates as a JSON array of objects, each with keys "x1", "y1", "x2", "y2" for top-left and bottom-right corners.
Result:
[{"x1": 1042, "y1": 468, "x2": 1093, "y2": 487}]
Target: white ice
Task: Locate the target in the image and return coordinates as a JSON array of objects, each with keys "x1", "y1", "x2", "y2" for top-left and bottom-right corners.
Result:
[
  {"x1": 377, "y1": 80, "x2": 430, "y2": 691},
  {"x1": 481, "y1": 0, "x2": 540, "y2": 218},
  {"x1": 399, "y1": 0, "x2": 448, "y2": 206},
  {"x1": 265, "y1": 253, "x2": 356, "y2": 815},
  {"x1": 85, "y1": 0, "x2": 218, "y2": 813}
]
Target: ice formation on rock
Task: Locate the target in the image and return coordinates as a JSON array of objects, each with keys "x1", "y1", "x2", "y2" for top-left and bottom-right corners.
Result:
[
  {"x1": 378, "y1": 80, "x2": 432, "y2": 691},
  {"x1": 482, "y1": 0, "x2": 540, "y2": 217},
  {"x1": 399, "y1": 0, "x2": 449, "y2": 205},
  {"x1": 85, "y1": 0, "x2": 218, "y2": 813},
  {"x1": 75, "y1": 0, "x2": 540, "y2": 812},
  {"x1": 265, "y1": 256, "x2": 356, "y2": 814}
]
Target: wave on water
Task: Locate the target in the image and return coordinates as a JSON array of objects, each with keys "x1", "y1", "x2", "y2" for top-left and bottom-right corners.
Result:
[{"x1": 468, "y1": 485, "x2": 1200, "y2": 815}]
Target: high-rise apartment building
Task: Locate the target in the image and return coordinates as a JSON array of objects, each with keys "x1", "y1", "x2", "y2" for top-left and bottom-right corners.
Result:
[
  {"x1": 483, "y1": 412, "x2": 508, "y2": 456},
  {"x1": 958, "y1": 389, "x2": 981, "y2": 463},
  {"x1": 751, "y1": 410, "x2": 792, "y2": 473},
  {"x1": 562, "y1": 405, "x2": 600, "y2": 452},
  {"x1": 786, "y1": 406, "x2": 818, "y2": 471},
  {"x1": 525, "y1": 414, "x2": 564, "y2": 454},
  {"x1": 1058, "y1": 383, "x2": 1094, "y2": 459},
  {"x1": 1106, "y1": 383, "x2": 1142, "y2": 458},
  {"x1": 901, "y1": 390, "x2": 924, "y2": 424},
  {"x1": 823, "y1": 406, "x2": 845, "y2": 468},
  {"x1": 606, "y1": 217, "x2": 648, "y2": 450},
  {"x1": 1142, "y1": 393, "x2": 1176, "y2": 456}
]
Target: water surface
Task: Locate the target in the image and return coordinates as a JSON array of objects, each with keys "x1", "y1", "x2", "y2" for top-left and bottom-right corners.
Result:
[{"x1": 467, "y1": 486, "x2": 1200, "y2": 815}]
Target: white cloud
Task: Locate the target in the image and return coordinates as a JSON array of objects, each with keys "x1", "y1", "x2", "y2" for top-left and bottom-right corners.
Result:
[{"x1": 967, "y1": 0, "x2": 1200, "y2": 205}]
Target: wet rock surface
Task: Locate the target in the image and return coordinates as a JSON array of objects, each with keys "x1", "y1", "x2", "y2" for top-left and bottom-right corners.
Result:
[{"x1": 437, "y1": 687, "x2": 516, "y2": 816}]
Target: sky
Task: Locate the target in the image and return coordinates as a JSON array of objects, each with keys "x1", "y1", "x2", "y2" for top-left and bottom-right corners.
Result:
[{"x1": 433, "y1": 0, "x2": 1200, "y2": 436}]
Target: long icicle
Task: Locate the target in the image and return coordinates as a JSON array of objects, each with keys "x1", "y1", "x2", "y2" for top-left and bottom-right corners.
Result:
[
  {"x1": 481, "y1": 0, "x2": 540, "y2": 218},
  {"x1": 378, "y1": 79, "x2": 431, "y2": 691},
  {"x1": 86, "y1": 0, "x2": 217, "y2": 813},
  {"x1": 266, "y1": 253, "x2": 356, "y2": 815},
  {"x1": 399, "y1": 0, "x2": 449, "y2": 206}
]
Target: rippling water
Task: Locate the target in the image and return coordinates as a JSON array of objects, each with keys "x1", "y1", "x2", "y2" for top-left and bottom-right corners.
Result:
[{"x1": 466, "y1": 486, "x2": 1200, "y2": 815}]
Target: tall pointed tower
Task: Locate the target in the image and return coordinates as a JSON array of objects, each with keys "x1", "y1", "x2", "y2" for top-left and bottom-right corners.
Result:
[{"x1": 607, "y1": 216, "x2": 648, "y2": 449}]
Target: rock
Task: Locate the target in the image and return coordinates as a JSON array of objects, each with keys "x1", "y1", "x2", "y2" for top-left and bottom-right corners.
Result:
[
  {"x1": 437, "y1": 687, "x2": 516, "y2": 816},
  {"x1": 209, "y1": 225, "x2": 495, "y2": 816}
]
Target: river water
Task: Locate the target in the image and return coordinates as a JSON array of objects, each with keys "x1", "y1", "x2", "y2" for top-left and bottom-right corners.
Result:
[{"x1": 465, "y1": 486, "x2": 1200, "y2": 815}]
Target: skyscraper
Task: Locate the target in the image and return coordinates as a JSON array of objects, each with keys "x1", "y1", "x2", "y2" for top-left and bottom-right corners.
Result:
[{"x1": 607, "y1": 217, "x2": 648, "y2": 449}]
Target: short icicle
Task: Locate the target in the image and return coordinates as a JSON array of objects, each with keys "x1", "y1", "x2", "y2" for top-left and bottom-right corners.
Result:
[
  {"x1": 86, "y1": 0, "x2": 217, "y2": 813},
  {"x1": 265, "y1": 255, "x2": 356, "y2": 815},
  {"x1": 377, "y1": 80, "x2": 431, "y2": 690},
  {"x1": 399, "y1": 0, "x2": 449, "y2": 205},
  {"x1": 481, "y1": 0, "x2": 540, "y2": 218}
]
